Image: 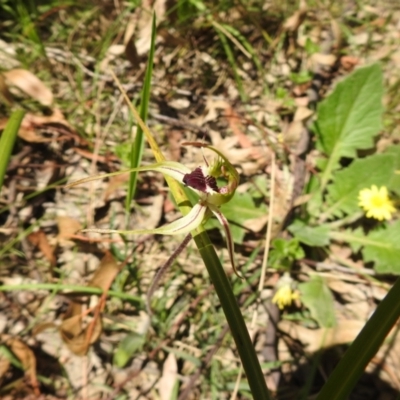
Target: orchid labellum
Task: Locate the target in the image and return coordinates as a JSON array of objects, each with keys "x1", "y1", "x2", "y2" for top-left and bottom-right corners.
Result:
[{"x1": 67, "y1": 142, "x2": 240, "y2": 276}]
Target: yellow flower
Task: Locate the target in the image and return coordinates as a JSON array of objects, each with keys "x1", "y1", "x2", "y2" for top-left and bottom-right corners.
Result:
[
  {"x1": 272, "y1": 275, "x2": 299, "y2": 310},
  {"x1": 358, "y1": 185, "x2": 396, "y2": 221}
]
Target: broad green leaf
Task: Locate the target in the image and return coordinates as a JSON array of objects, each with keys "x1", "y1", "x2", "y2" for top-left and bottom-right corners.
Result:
[
  {"x1": 299, "y1": 276, "x2": 336, "y2": 328},
  {"x1": 324, "y1": 153, "x2": 396, "y2": 219},
  {"x1": 288, "y1": 219, "x2": 330, "y2": 247},
  {"x1": 333, "y1": 222, "x2": 400, "y2": 274},
  {"x1": 205, "y1": 192, "x2": 267, "y2": 243},
  {"x1": 385, "y1": 145, "x2": 400, "y2": 195},
  {"x1": 315, "y1": 64, "x2": 383, "y2": 189}
]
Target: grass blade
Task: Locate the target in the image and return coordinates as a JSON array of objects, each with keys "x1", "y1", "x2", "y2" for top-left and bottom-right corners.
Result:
[
  {"x1": 214, "y1": 25, "x2": 246, "y2": 102},
  {"x1": 125, "y1": 13, "x2": 157, "y2": 211},
  {"x1": 0, "y1": 110, "x2": 24, "y2": 191}
]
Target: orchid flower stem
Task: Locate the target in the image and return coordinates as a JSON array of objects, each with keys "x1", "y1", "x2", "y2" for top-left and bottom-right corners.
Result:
[
  {"x1": 193, "y1": 232, "x2": 272, "y2": 400},
  {"x1": 146, "y1": 233, "x2": 192, "y2": 316},
  {"x1": 111, "y1": 70, "x2": 271, "y2": 399}
]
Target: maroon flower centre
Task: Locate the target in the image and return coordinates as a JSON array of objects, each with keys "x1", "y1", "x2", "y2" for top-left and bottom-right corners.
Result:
[{"x1": 183, "y1": 167, "x2": 219, "y2": 193}]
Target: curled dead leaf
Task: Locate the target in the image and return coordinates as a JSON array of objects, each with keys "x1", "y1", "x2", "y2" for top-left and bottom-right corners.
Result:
[
  {"x1": 28, "y1": 230, "x2": 56, "y2": 267},
  {"x1": 58, "y1": 254, "x2": 120, "y2": 356},
  {"x1": 3, "y1": 69, "x2": 53, "y2": 106},
  {"x1": 57, "y1": 216, "x2": 82, "y2": 242},
  {"x1": 59, "y1": 303, "x2": 102, "y2": 356},
  {"x1": 88, "y1": 253, "x2": 121, "y2": 291},
  {"x1": 0, "y1": 335, "x2": 39, "y2": 395},
  {"x1": 283, "y1": 5, "x2": 307, "y2": 32},
  {"x1": 124, "y1": 0, "x2": 166, "y2": 58},
  {"x1": 0, "y1": 110, "x2": 73, "y2": 143},
  {"x1": 0, "y1": 74, "x2": 13, "y2": 106}
]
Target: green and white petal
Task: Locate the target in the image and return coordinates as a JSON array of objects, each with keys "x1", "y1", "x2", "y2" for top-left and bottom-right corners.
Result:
[{"x1": 82, "y1": 202, "x2": 207, "y2": 236}]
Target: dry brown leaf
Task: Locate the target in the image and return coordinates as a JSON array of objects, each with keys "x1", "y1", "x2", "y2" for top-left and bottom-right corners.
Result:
[
  {"x1": 158, "y1": 352, "x2": 178, "y2": 400},
  {"x1": 279, "y1": 319, "x2": 364, "y2": 353},
  {"x1": 57, "y1": 216, "x2": 82, "y2": 241},
  {"x1": 293, "y1": 106, "x2": 314, "y2": 122},
  {"x1": 0, "y1": 74, "x2": 13, "y2": 105},
  {"x1": 0, "y1": 111, "x2": 72, "y2": 143},
  {"x1": 340, "y1": 55, "x2": 360, "y2": 71},
  {"x1": 3, "y1": 68, "x2": 53, "y2": 106},
  {"x1": 0, "y1": 335, "x2": 40, "y2": 395},
  {"x1": 59, "y1": 302, "x2": 102, "y2": 356},
  {"x1": 104, "y1": 172, "x2": 129, "y2": 201},
  {"x1": 58, "y1": 254, "x2": 119, "y2": 356},
  {"x1": 225, "y1": 106, "x2": 252, "y2": 148},
  {"x1": 0, "y1": 350, "x2": 10, "y2": 381},
  {"x1": 309, "y1": 53, "x2": 337, "y2": 68},
  {"x1": 88, "y1": 253, "x2": 121, "y2": 291},
  {"x1": 243, "y1": 215, "x2": 268, "y2": 233},
  {"x1": 124, "y1": 0, "x2": 167, "y2": 58},
  {"x1": 282, "y1": 3, "x2": 307, "y2": 32},
  {"x1": 284, "y1": 121, "x2": 303, "y2": 150},
  {"x1": 28, "y1": 230, "x2": 56, "y2": 267}
]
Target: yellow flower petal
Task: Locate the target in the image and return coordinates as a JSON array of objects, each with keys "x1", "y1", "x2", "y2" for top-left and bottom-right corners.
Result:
[
  {"x1": 272, "y1": 285, "x2": 299, "y2": 310},
  {"x1": 358, "y1": 185, "x2": 396, "y2": 221}
]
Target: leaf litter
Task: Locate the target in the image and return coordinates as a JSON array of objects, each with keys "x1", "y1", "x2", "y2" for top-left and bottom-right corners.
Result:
[{"x1": 1, "y1": 1, "x2": 400, "y2": 399}]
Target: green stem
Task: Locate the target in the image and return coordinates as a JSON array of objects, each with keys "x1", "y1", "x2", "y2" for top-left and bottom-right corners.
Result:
[
  {"x1": 0, "y1": 283, "x2": 142, "y2": 304},
  {"x1": 0, "y1": 110, "x2": 24, "y2": 191},
  {"x1": 316, "y1": 276, "x2": 400, "y2": 400},
  {"x1": 194, "y1": 232, "x2": 271, "y2": 399}
]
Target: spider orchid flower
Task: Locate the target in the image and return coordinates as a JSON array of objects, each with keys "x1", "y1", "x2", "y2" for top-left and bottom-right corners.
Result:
[{"x1": 68, "y1": 142, "x2": 241, "y2": 276}]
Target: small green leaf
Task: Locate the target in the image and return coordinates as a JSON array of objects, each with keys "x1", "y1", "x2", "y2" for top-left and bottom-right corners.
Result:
[
  {"x1": 268, "y1": 237, "x2": 305, "y2": 270},
  {"x1": 315, "y1": 64, "x2": 383, "y2": 189},
  {"x1": 289, "y1": 220, "x2": 330, "y2": 247},
  {"x1": 299, "y1": 276, "x2": 336, "y2": 328},
  {"x1": 113, "y1": 332, "x2": 146, "y2": 368}
]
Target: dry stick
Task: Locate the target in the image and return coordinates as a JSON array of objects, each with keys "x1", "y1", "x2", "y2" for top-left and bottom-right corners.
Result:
[
  {"x1": 231, "y1": 152, "x2": 277, "y2": 400},
  {"x1": 146, "y1": 233, "x2": 192, "y2": 316}
]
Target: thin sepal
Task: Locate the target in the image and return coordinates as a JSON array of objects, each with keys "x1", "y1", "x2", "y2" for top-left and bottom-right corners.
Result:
[
  {"x1": 65, "y1": 161, "x2": 192, "y2": 189},
  {"x1": 210, "y1": 206, "x2": 242, "y2": 278},
  {"x1": 146, "y1": 233, "x2": 192, "y2": 316},
  {"x1": 82, "y1": 203, "x2": 207, "y2": 236}
]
